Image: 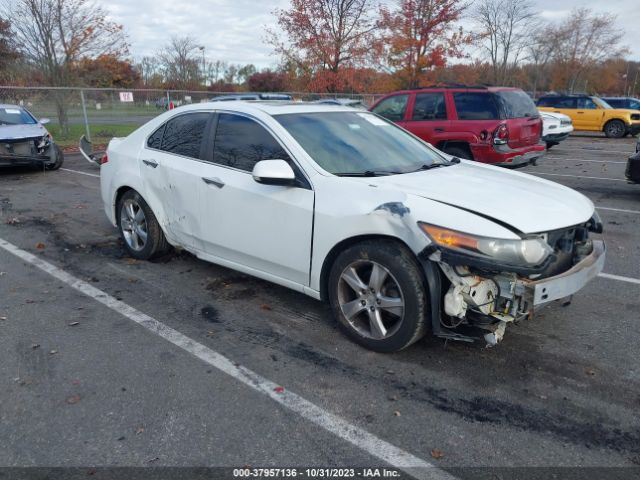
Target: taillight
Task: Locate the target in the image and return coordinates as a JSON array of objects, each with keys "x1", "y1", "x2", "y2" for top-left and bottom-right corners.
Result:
[
  {"x1": 100, "y1": 153, "x2": 109, "y2": 165},
  {"x1": 493, "y1": 124, "x2": 509, "y2": 145}
]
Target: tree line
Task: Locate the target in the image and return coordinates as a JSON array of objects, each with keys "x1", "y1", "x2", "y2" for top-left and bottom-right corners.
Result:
[{"x1": 0, "y1": 0, "x2": 636, "y2": 99}]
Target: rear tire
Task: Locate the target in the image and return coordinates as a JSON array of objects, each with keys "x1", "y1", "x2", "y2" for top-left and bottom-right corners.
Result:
[
  {"x1": 328, "y1": 239, "x2": 429, "y2": 352},
  {"x1": 442, "y1": 145, "x2": 473, "y2": 161},
  {"x1": 604, "y1": 120, "x2": 626, "y2": 139},
  {"x1": 116, "y1": 190, "x2": 169, "y2": 260}
]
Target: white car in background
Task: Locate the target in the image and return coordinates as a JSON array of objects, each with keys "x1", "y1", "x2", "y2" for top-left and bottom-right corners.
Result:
[
  {"x1": 100, "y1": 102, "x2": 604, "y2": 352},
  {"x1": 540, "y1": 111, "x2": 573, "y2": 149}
]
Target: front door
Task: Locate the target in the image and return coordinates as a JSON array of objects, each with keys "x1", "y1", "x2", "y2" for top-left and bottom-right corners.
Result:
[{"x1": 198, "y1": 113, "x2": 314, "y2": 286}]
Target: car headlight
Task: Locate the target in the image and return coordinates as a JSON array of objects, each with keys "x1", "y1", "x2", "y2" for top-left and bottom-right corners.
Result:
[{"x1": 418, "y1": 223, "x2": 553, "y2": 266}]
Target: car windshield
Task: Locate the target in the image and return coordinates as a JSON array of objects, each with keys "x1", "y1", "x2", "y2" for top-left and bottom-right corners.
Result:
[
  {"x1": 593, "y1": 97, "x2": 613, "y2": 109},
  {"x1": 0, "y1": 107, "x2": 37, "y2": 126},
  {"x1": 496, "y1": 90, "x2": 539, "y2": 118},
  {"x1": 275, "y1": 112, "x2": 447, "y2": 175}
]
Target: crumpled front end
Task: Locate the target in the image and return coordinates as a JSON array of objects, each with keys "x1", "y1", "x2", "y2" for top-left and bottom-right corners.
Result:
[
  {"x1": 0, "y1": 135, "x2": 59, "y2": 167},
  {"x1": 427, "y1": 222, "x2": 605, "y2": 346}
]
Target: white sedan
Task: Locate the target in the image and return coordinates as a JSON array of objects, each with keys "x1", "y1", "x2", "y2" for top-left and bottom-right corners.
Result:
[
  {"x1": 100, "y1": 102, "x2": 605, "y2": 352},
  {"x1": 540, "y1": 111, "x2": 574, "y2": 149}
]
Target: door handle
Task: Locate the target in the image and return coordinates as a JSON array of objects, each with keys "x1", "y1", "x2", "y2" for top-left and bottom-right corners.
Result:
[
  {"x1": 142, "y1": 159, "x2": 158, "y2": 168},
  {"x1": 202, "y1": 177, "x2": 225, "y2": 188},
  {"x1": 577, "y1": 111, "x2": 584, "y2": 114},
  {"x1": 435, "y1": 127, "x2": 445, "y2": 132}
]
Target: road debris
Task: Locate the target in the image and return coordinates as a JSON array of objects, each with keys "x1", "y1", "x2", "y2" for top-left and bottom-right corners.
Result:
[
  {"x1": 430, "y1": 449, "x2": 445, "y2": 460},
  {"x1": 66, "y1": 395, "x2": 81, "y2": 405}
]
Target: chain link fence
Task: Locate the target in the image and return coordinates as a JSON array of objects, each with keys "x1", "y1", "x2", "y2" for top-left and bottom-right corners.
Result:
[{"x1": 0, "y1": 86, "x2": 384, "y2": 147}]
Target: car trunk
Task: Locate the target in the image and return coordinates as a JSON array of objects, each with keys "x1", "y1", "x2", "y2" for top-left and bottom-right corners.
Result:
[{"x1": 495, "y1": 90, "x2": 543, "y2": 148}]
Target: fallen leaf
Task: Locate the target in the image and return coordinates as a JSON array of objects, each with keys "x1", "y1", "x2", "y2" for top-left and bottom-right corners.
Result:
[
  {"x1": 126, "y1": 258, "x2": 139, "y2": 265},
  {"x1": 66, "y1": 395, "x2": 81, "y2": 405},
  {"x1": 388, "y1": 395, "x2": 398, "y2": 402},
  {"x1": 5, "y1": 217, "x2": 20, "y2": 225},
  {"x1": 585, "y1": 368, "x2": 596, "y2": 376},
  {"x1": 135, "y1": 426, "x2": 145, "y2": 435},
  {"x1": 273, "y1": 386, "x2": 285, "y2": 393},
  {"x1": 260, "y1": 304, "x2": 272, "y2": 311},
  {"x1": 430, "y1": 449, "x2": 445, "y2": 460},
  {"x1": 393, "y1": 410, "x2": 401, "y2": 417},
  {"x1": 206, "y1": 331, "x2": 215, "y2": 337},
  {"x1": 35, "y1": 242, "x2": 46, "y2": 249},
  {"x1": 147, "y1": 457, "x2": 159, "y2": 463},
  {"x1": 68, "y1": 322, "x2": 80, "y2": 326}
]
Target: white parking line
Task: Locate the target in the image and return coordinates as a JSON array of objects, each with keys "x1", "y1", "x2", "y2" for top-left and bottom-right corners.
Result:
[
  {"x1": 0, "y1": 237, "x2": 453, "y2": 480},
  {"x1": 529, "y1": 172, "x2": 627, "y2": 182},
  {"x1": 596, "y1": 206, "x2": 640, "y2": 215},
  {"x1": 544, "y1": 157, "x2": 626, "y2": 164},
  {"x1": 555, "y1": 148, "x2": 631, "y2": 154},
  {"x1": 60, "y1": 168, "x2": 100, "y2": 178},
  {"x1": 598, "y1": 273, "x2": 640, "y2": 286}
]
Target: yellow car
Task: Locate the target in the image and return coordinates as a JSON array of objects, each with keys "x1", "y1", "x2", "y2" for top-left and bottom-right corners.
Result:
[{"x1": 537, "y1": 94, "x2": 640, "y2": 138}]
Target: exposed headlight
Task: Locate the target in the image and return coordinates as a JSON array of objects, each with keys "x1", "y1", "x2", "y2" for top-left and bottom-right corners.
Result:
[{"x1": 418, "y1": 223, "x2": 553, "y2": 266}]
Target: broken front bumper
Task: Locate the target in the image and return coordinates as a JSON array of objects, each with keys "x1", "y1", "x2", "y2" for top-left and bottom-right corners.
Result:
[{"x1": 524, "y1": 240, "x2": 606, "y2": 308}]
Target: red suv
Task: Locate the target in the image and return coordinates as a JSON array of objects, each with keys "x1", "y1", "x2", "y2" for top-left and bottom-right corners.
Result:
[{"x1": 370, "y1": 86, "x2": 545, "y2": 167}]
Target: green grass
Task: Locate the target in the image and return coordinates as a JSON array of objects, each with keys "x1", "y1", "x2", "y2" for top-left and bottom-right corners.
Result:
[{"x1": 48, "y1": 123, "x2": 139, "y2": 148}]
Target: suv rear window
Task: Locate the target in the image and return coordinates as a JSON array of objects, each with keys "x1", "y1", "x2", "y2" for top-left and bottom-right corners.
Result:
[
  {"x1": 453, "y1": 93, "x2": 499, "y2": 120},
  {"x1": 495, "y1": 90, "x2": 538, "y2": 118}
]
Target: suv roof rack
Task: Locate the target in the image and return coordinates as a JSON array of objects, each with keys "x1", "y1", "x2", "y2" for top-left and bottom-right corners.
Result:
[{"x1": 418, "y1": 83, "x2": 492, "y2": 90}]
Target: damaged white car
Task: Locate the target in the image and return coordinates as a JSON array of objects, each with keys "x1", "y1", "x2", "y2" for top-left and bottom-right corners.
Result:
[
  {"x1": 100, "y1": 102, "x2": 605, "y2": 352},
  {"x1": 0, "y1": 104, "x2": 63, "y2": 169}
]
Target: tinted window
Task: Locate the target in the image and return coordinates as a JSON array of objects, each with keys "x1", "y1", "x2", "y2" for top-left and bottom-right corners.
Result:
[
  {"x1": 496, "y1": 90, "x2": 538, "y2": 118},
  {"x1": 147, "y1": 124, "x2": 165, "y2": 149},
  {"x1": 371, "y1": 95, "x2": 409, "y2": 122},
  {"x1": 411, "y1": 93, "x2": 447, "y2": 121},
  {"x1": 536, "y1": 97, "x2": 556, "y2": 107},
  {"x1": 577, "y1": 97, "x2": 597, "y2": 109},
  {"x1": 630, "y1": 100, "x2": 640, "y2": 110},
  {"x1": 160, "y1": 113, "x2": 210, "y2": 158},
  {"x1": 213, "y1": 114, "x2": 289, "y2": 172},
  {"x1": 453, "y1": 93, "x2": 499, "y2": 120},
  {"x1": 555, "y1": 97, "x2": 577, "y2": 109},
  {"x1": 604, "y1": 98, "x2": 624, "y2": 108}
]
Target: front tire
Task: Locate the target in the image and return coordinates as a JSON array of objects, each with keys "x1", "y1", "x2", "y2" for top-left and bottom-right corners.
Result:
[
  {"x1": 328, "y1": 239, "x2": 429, "y2": 352},
  {"x1": 45, "y1": 145, "x2": 64, "y2": 170},
  {"x1": 604, "y1": 120, "x2": 626, "y2": 138},
  {"x1": 116, "y1": 190, "x2": 169, "y2": 260}
]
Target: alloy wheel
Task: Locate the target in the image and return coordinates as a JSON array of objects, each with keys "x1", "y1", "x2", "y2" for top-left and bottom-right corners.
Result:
[{"x1": 120, "y1": 199, "x2": 148, "y2": 251}]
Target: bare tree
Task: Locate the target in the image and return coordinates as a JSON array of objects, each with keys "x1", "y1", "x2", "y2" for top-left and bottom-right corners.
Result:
[
  {"x1": 474, "y1": 0, "x2": 537, "y2": 85},
  {"x1": 550, "y1": 8, "x2": 628, "y2": 93},
  {"x1": 157, "y1": 36, "x2": 201, "y2": 89},
  {"x1": 525, "y1": 26, "x2": 557, "y2": 97},
  {"x1": 5, "y1": 0, "x2": 128, "y2": 134}
]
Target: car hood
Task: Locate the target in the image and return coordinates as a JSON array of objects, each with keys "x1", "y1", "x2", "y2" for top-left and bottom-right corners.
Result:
[
  {"x1": 365, "y1": 162, "x2": 594, "y2": 234},
  {"x1": 0, "y1": 123, "x2": 48, "y2": 140},
  {"x1": 540, "y1": 111, "x2": 570, "y2": 122}
]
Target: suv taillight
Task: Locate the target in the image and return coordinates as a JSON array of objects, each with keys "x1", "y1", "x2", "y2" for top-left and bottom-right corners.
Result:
[{"x1": 493, "y1": 124, "x2": 509, "y2": 145}]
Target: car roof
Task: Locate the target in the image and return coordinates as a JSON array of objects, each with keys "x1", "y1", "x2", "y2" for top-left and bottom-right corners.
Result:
[
  {"x1": 166, "y1": 101, "x2": 361, "y2": 116},
  {"x1": 0, "y1": 103, "x2": 25, "y2": 109},
  {"x1": 381, "y1": 85, "x2": 520, "y2": 95}
]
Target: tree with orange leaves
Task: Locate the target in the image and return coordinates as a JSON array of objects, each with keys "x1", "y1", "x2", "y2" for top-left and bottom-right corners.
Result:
[
  {"x1": 267, "y1": 0, "x2": 378, "y2": 92},
  {"x1": 378, "y1": 0, "x2": 470, "y2": 89}
]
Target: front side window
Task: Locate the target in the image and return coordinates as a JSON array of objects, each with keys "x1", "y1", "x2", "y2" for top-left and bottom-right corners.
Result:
[
  {"x1": 159, "y1": 112, "x2": 210, "y2": 159},
  {"x1": 275, "y1": 112, "x2": 446, "y2": 175},
  {"x1": 411, "y1": 93, "x2": 447, "y2": 121},
  {"x1": 555, "y1": 97, "x2": 577, "y2": 109},
  {"x1": 371, "y1": 95, "x2": 409, "y2": 122},
  {"x1": 577, "y1": 98, "x2": 597, "y2": 110},
  {"x1": 453, "y1": 93, "x2": 499, "y2": 120},
  {"x1": 213, "y1": 114, "x2": 290, "y2": 172}
]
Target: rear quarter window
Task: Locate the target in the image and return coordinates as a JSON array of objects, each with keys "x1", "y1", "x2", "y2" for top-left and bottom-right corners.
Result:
[
  {"x1": 453, "y1": 93, "x2": 499, "y2": 120},
  {"x1": 496, "y1": 90, "x2": 538, "y2": 118}
]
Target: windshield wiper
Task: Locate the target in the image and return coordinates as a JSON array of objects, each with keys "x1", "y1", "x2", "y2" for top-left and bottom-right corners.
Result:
[
  {"x1": 335, "y1": 170, "x2": 402, "y2": 177},
  {"x1": 408, "y1": 159, "x2": 458, "y2": 173}
]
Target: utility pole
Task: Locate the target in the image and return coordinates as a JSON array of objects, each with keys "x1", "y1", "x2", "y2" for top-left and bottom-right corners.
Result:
[{"x1": 199, "y1": 46, "x2": 206, "y2": 86}]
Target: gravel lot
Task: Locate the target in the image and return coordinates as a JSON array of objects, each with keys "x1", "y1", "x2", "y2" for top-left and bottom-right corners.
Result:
[{"x1": 1, "y1": 134, "x2": 639, "y2": 479}]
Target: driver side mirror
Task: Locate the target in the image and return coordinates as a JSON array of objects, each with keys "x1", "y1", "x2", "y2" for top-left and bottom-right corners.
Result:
[
  {"x1": 252, "y1": 159, "x2": 296, "y2": 186},
  {"x1": 39, "y1": 118, "x2": 50, "y2": 125}
]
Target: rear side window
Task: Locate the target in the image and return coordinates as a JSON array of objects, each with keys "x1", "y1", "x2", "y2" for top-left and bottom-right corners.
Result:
[
  {"x1": 213, "y1": 114, "x2": 290, "y2": 172},
  {"x1": 453, "y1": 93, "x2": 499, "y2": 120},
  {"x1": 577, "y1": 98, "x2": 597, "y2": 109},
  {"x1": 554, "y1": 97, "x2": 577, "y2": 109},
  {"x1": 496, "y1": 90, "x2": 538, "y2": 118},
  {"x1": 147, "y1": 125, "x2": 165, "y2": 149},
  {"x1": 411, "y1": 93, "x2": 447, "y2": 121},
  {"x1": 371, "y1": 95, "x2": 409, "y2": 122},
  {"x1": 536, "y1": 97, "x2": 557, "y2": 107},
  {"x1": 159, "y1": 112, "x2": 210, "y2": 159}
]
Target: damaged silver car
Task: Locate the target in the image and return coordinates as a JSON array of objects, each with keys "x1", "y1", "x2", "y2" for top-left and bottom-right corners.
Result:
[{"x1": 0, "y1": 104, "x2": 64, "y2": 170}]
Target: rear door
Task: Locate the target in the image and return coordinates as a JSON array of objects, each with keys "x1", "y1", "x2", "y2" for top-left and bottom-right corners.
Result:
[
  {"x1": 141, "y1": 112, "x2": 212, "y2": 248},
  {"x1": 405, "y1": 91, "x2": 450, "y2": 145},
  {"x1": 576, "y1": 97, "x2": 602, "y2": 131}
]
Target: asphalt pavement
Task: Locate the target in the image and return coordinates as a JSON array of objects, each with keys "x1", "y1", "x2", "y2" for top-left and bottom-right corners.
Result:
[{"x1": 1, "y1": 134, "x2": 639, "y2": 479}]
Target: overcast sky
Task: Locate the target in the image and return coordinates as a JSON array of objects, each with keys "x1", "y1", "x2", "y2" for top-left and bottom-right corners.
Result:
[{"x1": 104, "y1": 0, "x2": 640, "y2": 68}]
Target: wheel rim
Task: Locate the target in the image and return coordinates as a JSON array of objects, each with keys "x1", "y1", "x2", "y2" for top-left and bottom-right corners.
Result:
[
  {"x1": 120, "y1": 199, "x2": 148, "y2": 252},
  {"x1": 337, "y1": 260, "x2": 405, "y2": 340},
  {"x1": 608, "y1": 122, "x2": 623, "y2": 137}
]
